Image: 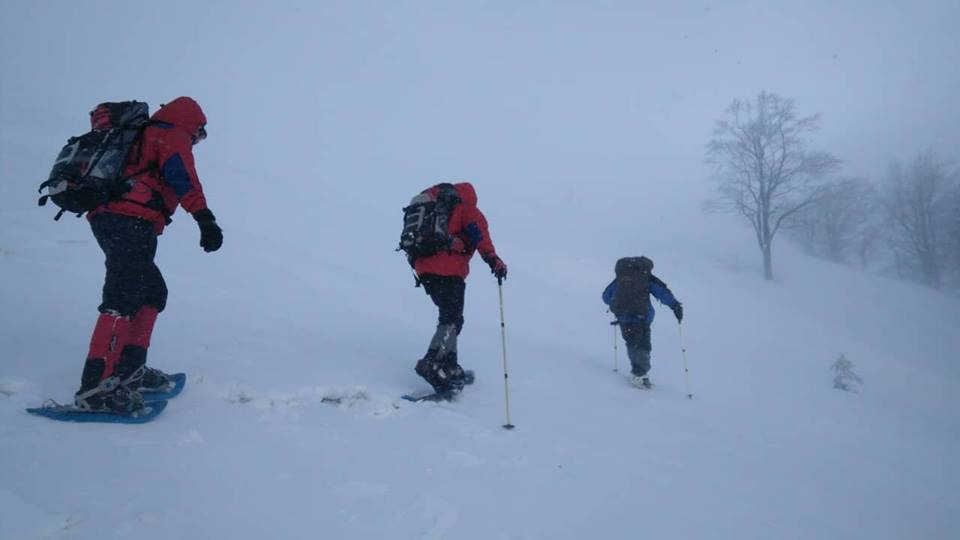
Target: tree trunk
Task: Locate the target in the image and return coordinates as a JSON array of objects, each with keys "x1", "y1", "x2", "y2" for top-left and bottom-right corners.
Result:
[
  {"x1": 921, "y1": 252, "x2": 941, "y2": 289},
  {"x1": 763, "y1": 243, "x2": 774, "y2": 280}
]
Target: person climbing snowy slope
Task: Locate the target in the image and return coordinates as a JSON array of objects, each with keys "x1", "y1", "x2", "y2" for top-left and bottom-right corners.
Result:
[
  {"x1": 399, "y1": 181, "x2": 507, "y2": 396},
  {"x1": 602, "y1": 256, "x2": 683, "y2": 388}
]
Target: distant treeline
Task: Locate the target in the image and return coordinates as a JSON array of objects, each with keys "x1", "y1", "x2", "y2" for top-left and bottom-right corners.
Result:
[{"x1": 705, "y1": 92, "x2": 959, "y2": 291}]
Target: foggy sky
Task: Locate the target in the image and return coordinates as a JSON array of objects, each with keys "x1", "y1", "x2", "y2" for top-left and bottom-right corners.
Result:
[{"x1": 1, "y1": 0, "x2": 957, "y2": 259}]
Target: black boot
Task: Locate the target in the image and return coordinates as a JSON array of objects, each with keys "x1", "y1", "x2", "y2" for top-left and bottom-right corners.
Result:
[
  {"x1": 415, "y1": 350, "x2": 460, "y2": 394},
  {"x1": 114, "y1": 345, "x2": 147, "y2": 388},
  {"x1": 441, "y1": 352, "x2": 468, "y2": 390},
  {"x1": 118, "y1": 345, "x2": 170, "y2": 391},
  {"x1": 75, "y1": 358, "x2": 144, "y2": 413},
  {"x1": 140, "y1": 366, "x2": 171, "y2": 391}
]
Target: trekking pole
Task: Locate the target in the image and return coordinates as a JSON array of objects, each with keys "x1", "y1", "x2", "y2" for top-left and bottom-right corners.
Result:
[
  {"x1": 678, "y1": 322, "x2": 693, "y2": 399},
  {"x1": 610, "y1": 320, "x2": 620, "y2": 372},
  {"x1": 497, "y1": 277, "x2": 515, "y2": 430}
]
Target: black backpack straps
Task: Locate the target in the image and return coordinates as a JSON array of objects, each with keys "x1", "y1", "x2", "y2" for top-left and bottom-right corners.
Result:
[
  {"x1": 38, "y1": 178, "x2": 57, "y2": 192},
  {"x1": 122, "y1": 122, "x2": 165, "y2": 189},
  {"x1": 127, "y1": 120, "x2": 155, "y2": 171}
]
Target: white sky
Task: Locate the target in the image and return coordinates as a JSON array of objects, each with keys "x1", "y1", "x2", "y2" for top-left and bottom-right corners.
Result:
[{"x1": 1, "y1": 0, "x2": 957, "y2": 265}]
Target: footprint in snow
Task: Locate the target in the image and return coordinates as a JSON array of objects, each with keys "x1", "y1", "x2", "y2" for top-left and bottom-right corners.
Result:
[
  {"x1": 0, "y1": 378, "x2": 29, "y2": 399},
  {"x1": 224, "y1": 385, "x2": 400, "y2": 417}
]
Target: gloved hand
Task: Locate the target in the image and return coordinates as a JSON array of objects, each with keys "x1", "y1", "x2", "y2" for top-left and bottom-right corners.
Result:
[
  {"x1": 193, "y1": 208, "x2": 223, "y2": 253},
  {"x1": 486, "y1": 256, "x2": 507, "y2": 280},
  {"x1": 672, "y1": 302, "x2": 683, "y2": 323}
]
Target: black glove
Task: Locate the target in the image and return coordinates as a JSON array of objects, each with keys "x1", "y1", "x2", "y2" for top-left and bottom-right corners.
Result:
[
  {"x1": 194, "y1": 208, "x2": 223, "y2": 252},
  {"x1": 485, "y1": 256, "x2": 507, "y2": 280},
  {"x1": 672, "y1": 302, "x2": 683, "y2": 323}
]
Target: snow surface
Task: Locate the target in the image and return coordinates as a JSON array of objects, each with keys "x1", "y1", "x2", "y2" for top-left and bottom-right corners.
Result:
[{"x1": 2, "y1": 192, "x2": 958, "y2": 539}]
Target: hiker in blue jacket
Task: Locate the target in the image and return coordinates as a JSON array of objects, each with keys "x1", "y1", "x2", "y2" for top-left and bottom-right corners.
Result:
[{"x1": 602, "y1": 256, "x2": 683, "y2": 388}]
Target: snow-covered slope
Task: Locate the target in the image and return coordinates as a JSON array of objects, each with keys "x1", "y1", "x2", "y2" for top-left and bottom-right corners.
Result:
[{"x1": 2, "y1": 187, "x2": 958, "y2": 539}]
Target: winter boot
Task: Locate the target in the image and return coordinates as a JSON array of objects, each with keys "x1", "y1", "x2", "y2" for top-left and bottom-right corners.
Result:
[
  {"x1": 415, "y1": 350, "x2": 461, "y2": 394},
  {"x1": 117, "y1": 345, "x2": 171, "y2": 391},
  {"x1": 441, "y1": 351, "x2": 468, "y2": 390},
  {"x1": 630, "y1": 374, "x2": 653, "y2": 389},
  {"x1": 427, "y1": 324, "x2": 458, "y2": 361},
  {"x1": 140, "y1": 366, "x2": 171, "y2": 391},
  {"x1": 74, "y1": 358, "x2": 144, "y2": 413}
]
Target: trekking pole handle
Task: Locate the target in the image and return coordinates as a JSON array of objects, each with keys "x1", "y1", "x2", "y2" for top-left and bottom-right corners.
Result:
[{"x1": 612, "y1": 322, "x2": 619, "y2": 372}]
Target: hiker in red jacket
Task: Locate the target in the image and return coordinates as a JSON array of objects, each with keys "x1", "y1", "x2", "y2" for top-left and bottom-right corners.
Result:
[
  {"x1": 76, "y1": 97, "x2": 223, "y2": 413},
  {"x1": 404, "y1": 182, "x2": 507, "y2": 394}
]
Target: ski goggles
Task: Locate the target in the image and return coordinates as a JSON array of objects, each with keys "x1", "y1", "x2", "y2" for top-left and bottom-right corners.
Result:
[{"x1": 192, "y1": 125, "x2": 207, "y2": 145}]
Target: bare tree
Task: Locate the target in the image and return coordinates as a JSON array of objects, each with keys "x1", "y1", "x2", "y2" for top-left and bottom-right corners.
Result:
[
  {"x1": 880, "y1": 151, "x2": 954, "y2": 289},
  {"x1": 787, "y1": 206, "x2": 820, "y2": 257},
  {"x1": 706, "y1": 92, "x2": 839, "y2": 280},
  {"x1": 790, "y1": 178, "x2": 879, "y2": 264},
  {"x1": 945, "y1": 168, "x2": 960, "y2": 287},
  {"x1": 854, "y1": 218, "x2": 884, "y2": 270}
]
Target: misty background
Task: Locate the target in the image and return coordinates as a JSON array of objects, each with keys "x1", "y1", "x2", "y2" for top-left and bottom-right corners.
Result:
[
  {"x1": 1, "y1": 0, "x2": 957, "y2": 385},
  {"x1": 3, "y1": 1, "x2": 958, "y2": 291},
  {"x1": 1, "y1": 0, "x2": 958, "y2": 366}
]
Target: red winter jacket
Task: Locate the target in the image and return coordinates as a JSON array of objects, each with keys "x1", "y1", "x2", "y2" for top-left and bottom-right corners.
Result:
[
  {"x1": 88, "y1": 97, "x2": 210, "y2": 234},
  {"x1": 414, "y1": 182, "x2": 499, "y2": 279}
]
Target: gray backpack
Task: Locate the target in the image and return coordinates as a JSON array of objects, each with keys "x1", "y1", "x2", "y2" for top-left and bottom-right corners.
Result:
[
  {"x1": 398, "y1": 183, "x2": 461, "y2": 260},
  {"x1": 38, "y1": 101, "x2": 150, "y2": 220}
]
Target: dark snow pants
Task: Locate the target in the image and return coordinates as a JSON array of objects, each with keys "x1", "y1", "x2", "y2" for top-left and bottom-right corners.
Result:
[
  {"x1": 90, "y1": 213, "x2": 167, "y2": 317},
  {"x1": 420, "y1": 274, "x2": 466, "y2": 363},
  {"x1": 620, "y1": 322, "x2": 652, "y2": 376}
]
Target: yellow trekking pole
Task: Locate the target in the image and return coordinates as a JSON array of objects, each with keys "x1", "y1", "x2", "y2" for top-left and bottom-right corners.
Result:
[
  {"x1": 498, "y1": 277, "x2": 515, "y2": 429},
  {"x1": 611, "y1": 320, "x2": 620, "y2": 372},
  {"x1": 679, "y1": 322, "x2": 693, "y2": 399}
]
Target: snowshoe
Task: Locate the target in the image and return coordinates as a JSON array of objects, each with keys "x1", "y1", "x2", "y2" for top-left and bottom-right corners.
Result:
[
  {"x1": 27, "y1": 399, "x2": 167, "y2": 423},
  {"x1": 74, "y1": 376, "x2": 144, "y2": 414},
  {"x1": 403, "y1": 369, "x2": 474, "y2": 402},
  {"x1": 138, "y1": 371, "x2": 187, "y2": 400}
]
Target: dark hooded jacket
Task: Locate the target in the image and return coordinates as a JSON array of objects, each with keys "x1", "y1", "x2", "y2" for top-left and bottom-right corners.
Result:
[
  {"x1": 602, "y1": 275, "x2": 679, "y2": 324},
  {"x1": 88, "y1": 97, "x2": 209, "y2": 234}
]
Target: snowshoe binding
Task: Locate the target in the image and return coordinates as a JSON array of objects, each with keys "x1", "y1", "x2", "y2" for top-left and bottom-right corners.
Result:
[{"x1": 74, "y1": 376, "x2": 145, "y2": 414}]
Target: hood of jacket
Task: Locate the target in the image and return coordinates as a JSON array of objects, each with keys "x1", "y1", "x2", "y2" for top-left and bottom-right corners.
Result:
[
  {"x1": 454, "y1": 182, "x2": 477, "y2": 206},
  {"x1": 151, "y1": 97, "x2": 207, "y2": 136}
]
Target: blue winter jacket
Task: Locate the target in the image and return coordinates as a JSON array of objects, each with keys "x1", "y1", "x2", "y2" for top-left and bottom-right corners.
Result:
[{"x1": 602, "y1": 275, "x2": 679, "y2": 324}]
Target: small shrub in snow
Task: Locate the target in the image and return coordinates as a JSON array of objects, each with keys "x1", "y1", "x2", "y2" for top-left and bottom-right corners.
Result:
[{"x1": 831, "y1": 354, "x2": 863, "y2": 393}]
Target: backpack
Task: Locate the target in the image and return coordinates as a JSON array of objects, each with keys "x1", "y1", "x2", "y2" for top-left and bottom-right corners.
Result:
[
  {"x1": 38, "y1": 101, "x2": 150, "y2": 220},
  {"x1": 610, "y1": 256, "x2": 654, "y2": 317},
  {"x1": 398, "y1": 183, "x2": 462, "y2": 260}
]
